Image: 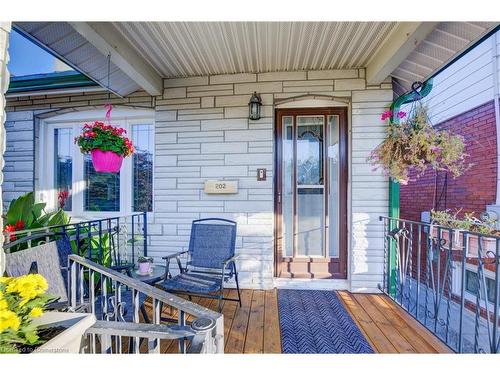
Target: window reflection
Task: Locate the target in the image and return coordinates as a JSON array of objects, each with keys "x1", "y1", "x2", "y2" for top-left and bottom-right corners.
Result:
[
  {"x1": 84, "y1": 155, "x2": 120, "y2": 212},
  {"x1": 54, "y1": 128, "x2": 73, "y2": 211},
  {"x1": 132, "y1": 124, "x2": 153, "y2": 212}
]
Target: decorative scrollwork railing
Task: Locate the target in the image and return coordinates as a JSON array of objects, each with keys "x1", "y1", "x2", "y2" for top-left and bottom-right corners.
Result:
[
  {"x1": 380, "y1": 216, "x2": 500, "y2": 353},
  {"x1": 69, "y1": 254, "x2": 224, "y2": 354}
]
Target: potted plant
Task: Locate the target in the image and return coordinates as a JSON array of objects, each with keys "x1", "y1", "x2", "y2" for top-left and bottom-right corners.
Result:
[
  {"x1": 0, "y1": 274, "x2": 55, "y2": 353},
  {"x1": 369, "y1": 106, "x2": 469, "y2": 185},
  {"x1": 2, "y1": 192, "x2": 70, "y2": 252},
  {"x1": 75, "y1": 121, "x2": 134, "y2": 173},
  {"x1": 0, "y1": 274, "x2": 96, "y2": 354},
  {"x1": 430, "y1": 209, "x2": 499, "y2": 258},
  {"x1": 137, "y1": 256, "x2": 154, "y2": 274}
]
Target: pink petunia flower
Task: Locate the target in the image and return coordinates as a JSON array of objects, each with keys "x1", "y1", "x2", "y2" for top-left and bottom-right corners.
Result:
[
  {"x1": 381, "y1": 111, "x2": 393, "y2": 121},
  {"x1": 430, "y1": 145, "x2": 442, "y2": 155}
]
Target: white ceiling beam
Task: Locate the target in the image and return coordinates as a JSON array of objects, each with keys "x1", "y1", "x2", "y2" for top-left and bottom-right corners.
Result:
[
  {"x1": 69, "y1": 22, "x2": 162, "y2": 96},
  {"x1": 366, "y1": 22, "x2": 439, "y2": 85}
]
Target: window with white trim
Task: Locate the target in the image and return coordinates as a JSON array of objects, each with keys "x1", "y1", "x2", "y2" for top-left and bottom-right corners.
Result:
[
  {"x1": 464, "y1": 269, "x2": 497, "y2": 305},
  {"x1": 40, "y1": 110, "x2": 154, "y2": 217},
  {"x1": 452, "y1": 261, "x2": 499, "y2": 307}
]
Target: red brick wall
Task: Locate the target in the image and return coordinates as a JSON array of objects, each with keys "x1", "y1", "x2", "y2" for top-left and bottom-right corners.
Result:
[{"x1": 400, "y1": 100, "x2": 498, "y2": 222}]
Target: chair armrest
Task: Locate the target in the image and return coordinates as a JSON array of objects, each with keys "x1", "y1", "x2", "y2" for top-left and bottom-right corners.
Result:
[
  {"x1": 162, "y1": 250, "x2": 188, "y2": 260},
  {"x1": 163, "y1": 251, "x2": 189, "y2": 278},
  {"x1": 222, "y1": 254, "x2": 240, "y2": 267}
]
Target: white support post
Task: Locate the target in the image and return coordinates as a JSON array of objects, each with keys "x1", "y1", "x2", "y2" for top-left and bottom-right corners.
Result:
[
  {"x1": 486, "y1": 33, "x2": 500, "y2": 223},
  {"x1": 0, "y1": 22, "x2": 11, "y2": 275},
  {"x1": 492, "y1": 34, "x2": 500, "y2": 206}
]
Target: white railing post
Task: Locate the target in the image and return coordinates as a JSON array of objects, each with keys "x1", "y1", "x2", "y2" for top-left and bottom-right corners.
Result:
[
  {"x1": 214, "y1": 315, "x2": 224, "y2": 353},
  {"x1": 70, "y1": 259, "x2": 77, "y2": 308}
]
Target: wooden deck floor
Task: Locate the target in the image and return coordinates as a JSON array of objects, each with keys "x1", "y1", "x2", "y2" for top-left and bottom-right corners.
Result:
[
  {"x1": 145, "y1": 289, "x2": 451, "y2": 354},
  {"x1": 337, "y1": 291, "x2": 452, "y2": 353}
]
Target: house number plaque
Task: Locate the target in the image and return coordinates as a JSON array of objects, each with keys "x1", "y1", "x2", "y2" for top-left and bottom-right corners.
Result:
[{"x1": 204, "y1": 180, "x2": 238, "y2": 194}]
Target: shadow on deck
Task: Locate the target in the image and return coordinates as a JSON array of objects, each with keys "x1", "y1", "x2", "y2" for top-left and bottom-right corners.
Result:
[{"x1": 143, "y1": 289, "x2": 452, "y2": 354}]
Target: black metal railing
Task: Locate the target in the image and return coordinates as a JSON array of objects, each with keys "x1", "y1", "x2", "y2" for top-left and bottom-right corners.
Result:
[
  {"x1": 3, "y1": 213, "x2": 148, "y2": 268},
  {"x1": 69, "y1": 254, "x2": 223, "y2": 354},
  {"x1": 380, "y1": 216, "x2": 500, "y2": 353},
  {"x1": 2, "y1": 212, "x2": 224, "y2": 353}
]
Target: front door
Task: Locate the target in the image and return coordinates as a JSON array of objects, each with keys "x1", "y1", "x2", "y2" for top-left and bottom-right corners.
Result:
[{"x1": 275, "y1": 108, "x2": 347, "y2": 279}]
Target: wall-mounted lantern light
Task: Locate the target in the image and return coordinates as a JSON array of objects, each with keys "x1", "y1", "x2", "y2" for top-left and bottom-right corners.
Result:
[{"x1": 248, "y1": 91, "x2": 262, "y2": 120}]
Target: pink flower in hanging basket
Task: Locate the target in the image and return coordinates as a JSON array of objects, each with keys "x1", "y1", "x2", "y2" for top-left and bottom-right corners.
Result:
[
  {"x1": 75, "y1": 112, "x2": 134, "y2": 173},
  {"x1": 397, "y1": 111, "x2": 407, "y2": 119},
  {"x1": 431, "y1": 145, "x2": 442, "y2": 155},
  {"x1": 381, "y1": 110, "x2": 393, "y2": 121}
]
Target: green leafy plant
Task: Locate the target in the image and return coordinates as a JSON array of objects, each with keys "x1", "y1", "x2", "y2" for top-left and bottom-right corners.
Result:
[
  {"x1": 2, "y1": 192, "x2": 70, "y2": 252},
  {"x1": 75, "y1": 121, "x2": 134, "y2": 157},
  {"x1": 369, "y1": 106, "x2": 470, "y2": 184},
  {"x1": 431, "y1": 209, "x2": 500, "y2": 236},
  {"x1": 137, "y1": 256, "x2": 153, "y2": 263},
  {"x1": 0, "y1": 274, "x2": 55, "y2": 353}
]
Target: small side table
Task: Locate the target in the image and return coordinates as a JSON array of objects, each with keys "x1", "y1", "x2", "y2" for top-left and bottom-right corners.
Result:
[
  {"x1": 127, "y1": 264, "x2": 167, "y2": 285},
  {"x1": 125, "y1": 264, "x2": 168, "y2": 326}
]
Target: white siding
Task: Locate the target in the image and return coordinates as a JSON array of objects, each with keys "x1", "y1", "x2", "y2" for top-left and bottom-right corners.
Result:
[
  {"x1": 414, "y1": 31, "x2": 500, "y2": 124},
  {"x1": 151, "y1": 69, "x2": 391, "y2": 291},
  {"x1": 350, "y1": 89, "x2": 392, "y2": 292}
]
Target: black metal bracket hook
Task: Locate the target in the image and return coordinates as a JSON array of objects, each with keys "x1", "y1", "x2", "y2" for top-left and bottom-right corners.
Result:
[{"x1": 411, "y1": 81, "x2": 424, "y2": 99}]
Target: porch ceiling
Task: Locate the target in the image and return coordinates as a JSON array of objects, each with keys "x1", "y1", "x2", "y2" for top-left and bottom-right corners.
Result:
[
  {"x1": 112, "y1": 22, "x2": 399, "y2": 77},
  {"x1": 391, "y1": 22, "x2": 499, "y2": 93},
  {"x1": 14, "y1": 22, "x2": 142, "y2": 97},
  {"x1": 12, "y1": 21, "x2": 500, "y2": 97}
]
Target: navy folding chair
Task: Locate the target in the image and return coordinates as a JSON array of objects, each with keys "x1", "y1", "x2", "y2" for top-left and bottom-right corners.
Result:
[{"x1": 156, "y1": 218, "x2": 242, "y2": 312}]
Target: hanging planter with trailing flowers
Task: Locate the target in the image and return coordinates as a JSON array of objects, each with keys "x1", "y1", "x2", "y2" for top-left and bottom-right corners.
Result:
[
  {"x1": 75, "y1": 106, "x2": 134, "y2": 173},
  {"x1": 368, "y1": 105, "x2": 470, "y2": 185}
]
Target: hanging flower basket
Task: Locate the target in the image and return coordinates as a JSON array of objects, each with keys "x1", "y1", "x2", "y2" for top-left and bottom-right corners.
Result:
[
  {"x1": 75, "y1": 106, "x2": 134, "y2": 173},
  {"x1": 91, "y1": 149, "x2": 123, "y2": 173},
  {"x1": 368, "y1": 106, "x2": 470, "y2": 184}
]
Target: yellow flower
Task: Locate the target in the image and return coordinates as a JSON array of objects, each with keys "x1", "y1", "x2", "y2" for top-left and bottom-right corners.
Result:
[
  {"x1": 0, "y1": 310, "x2": 20, "y2": 332},
  {"x1": 0, "y1": 276, "x2": 12, "y2": 285},
  {"x1": 29, "y1": 307, "x2": 44, "y2": 318},
  {"x1": 0, "y1": 299, "x2": 7, "y2": 312},
  {"x1": 6, "y1": 274, "x2": 48, "y2": 303}
]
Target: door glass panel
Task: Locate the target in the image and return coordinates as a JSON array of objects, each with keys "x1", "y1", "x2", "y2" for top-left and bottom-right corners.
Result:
[
  {"x1": 54, "y1": 128, "x2": 73, "y2": 211},
  {"x1": 328, "y1": 115, "x2": 340, "y2": 257},
  {"x1": 296, "y1": 116, "x2": 324, "y2": 256},
  {"x1": 282, "y1": 116, "x2": 293, "y2": 257}
]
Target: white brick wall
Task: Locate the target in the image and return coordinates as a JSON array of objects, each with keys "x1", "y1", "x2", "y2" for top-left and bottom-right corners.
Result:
[
  {"x1": 3, "y1": 111, "x2": 34, "y2": 208},
  {"x1": 152, "y1": 69, "x2": 392, "y2": 291},
  {"x1": 3, "y1": 68, "x2": 392, "y2": 291}
]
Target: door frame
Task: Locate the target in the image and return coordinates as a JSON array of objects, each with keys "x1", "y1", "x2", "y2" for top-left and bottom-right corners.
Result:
[{"x1": 273, "y1": 107, "x2": 348, "y2": 279}]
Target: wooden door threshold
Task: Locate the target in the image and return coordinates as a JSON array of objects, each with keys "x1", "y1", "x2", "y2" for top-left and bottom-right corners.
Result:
[{"x1": 274, "y1": 278, "x2": 349, "y2": 290}]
